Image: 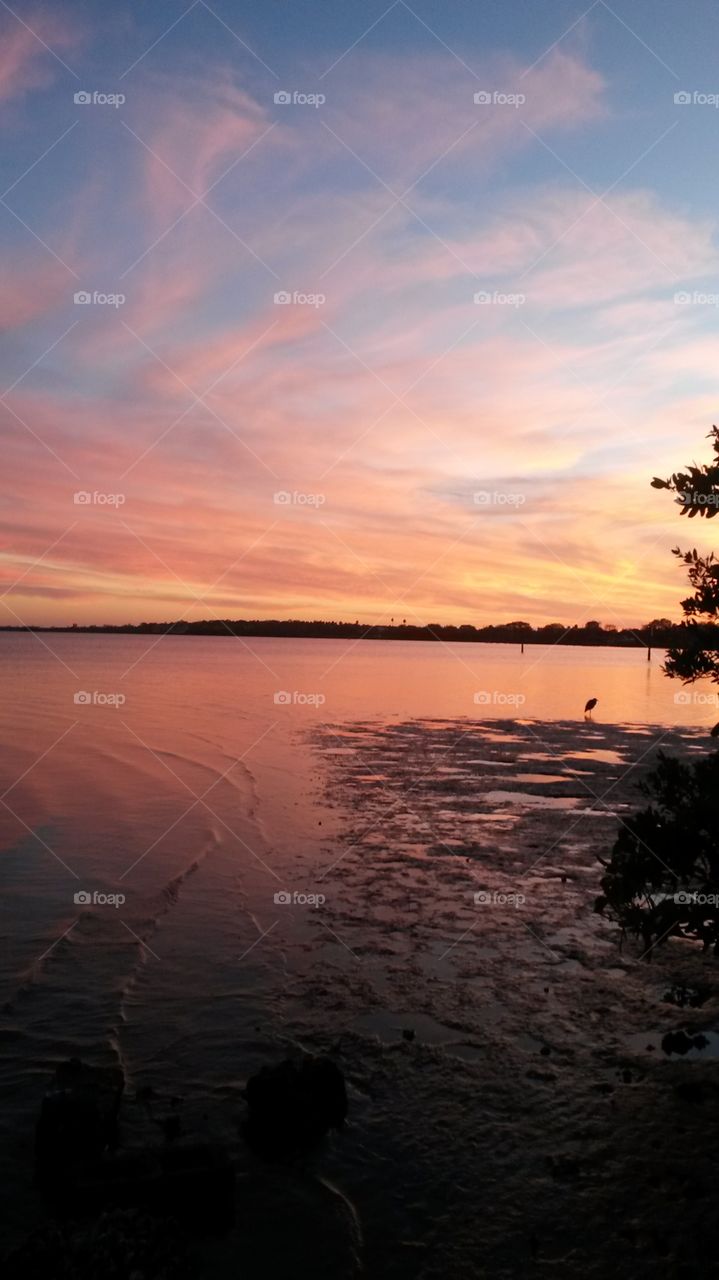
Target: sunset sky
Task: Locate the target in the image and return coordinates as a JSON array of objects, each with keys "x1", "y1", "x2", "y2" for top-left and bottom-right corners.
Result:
[{"x1": 1, "y1": 0, "x2": 718, "y2": 628}]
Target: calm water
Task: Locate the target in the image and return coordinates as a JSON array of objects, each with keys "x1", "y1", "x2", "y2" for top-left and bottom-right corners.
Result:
[
  {"x1": 0, "y1": 633, "x2": 715, "y2": 1243},
  {"x1": 0, "y1": 632, "x2": 715, "y2": 725},
  {"x1": 0, "y1": 633, "x2": 714, "y2": 986}
]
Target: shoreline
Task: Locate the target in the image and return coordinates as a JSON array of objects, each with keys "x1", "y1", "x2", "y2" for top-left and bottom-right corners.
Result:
[{"x1": 0, "y1": 627, "x2": 701, "y2": 653}]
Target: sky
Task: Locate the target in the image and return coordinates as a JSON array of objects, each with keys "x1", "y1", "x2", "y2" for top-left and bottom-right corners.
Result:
[{"x1": 1, "y1": 0, "x2": 718, "y2": 628}]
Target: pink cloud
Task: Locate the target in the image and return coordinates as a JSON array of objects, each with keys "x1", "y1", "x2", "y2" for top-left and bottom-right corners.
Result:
[
  {"x1": 135, "y1": 70, "x2": 273, "y2": 225},
  {"x1": 0, "y1": 10, "x2": 80, "y2": 105},
  {"x1": 0, "y1": 255, "x2": 70, "y2": 332}
]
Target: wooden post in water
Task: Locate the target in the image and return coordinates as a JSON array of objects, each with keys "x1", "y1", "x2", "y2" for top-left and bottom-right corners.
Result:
[{"x1": 521, "y1": 641, "x2": 524, "y2": 654}]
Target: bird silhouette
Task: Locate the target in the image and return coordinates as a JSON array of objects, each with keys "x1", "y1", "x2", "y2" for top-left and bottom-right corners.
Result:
[{"x1": 584, "y1": 697, "x2": 598, "y2": 719}]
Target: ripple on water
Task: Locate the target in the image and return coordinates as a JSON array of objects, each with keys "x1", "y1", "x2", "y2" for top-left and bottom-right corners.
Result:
[
  {"x1": 562, "y1": 749, "x2": 625, "y2": 765},
  {"x1": 351, "y1": 1010, "x2": 482, "y2": 1061},
  {"x1": 466, "y1": 758, "x2": 515, "y2": 766},
  {"x1": 484, "y1": 790, "x2": 586, "y2": 810},
  {"x1": 509, "y1": 773, "x2": 574, "y2": 785}
]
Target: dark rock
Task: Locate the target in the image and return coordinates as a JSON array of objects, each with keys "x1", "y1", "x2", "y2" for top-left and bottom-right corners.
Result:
[
  {"x1": 546, "y1": 1154, "x2": 580, "y2": 1181},
  {"x1": 203, "y1": 1171, "x2": 362, "y2": 1279},
  {"x1": 402, "y1": 1028, "x2": 416, "y2": 1042},
  {"x1": 161, "y1": 1115, "x2": 182, "y2": 1142},
  {"x1": 155, "y1": 1143, "x2": 234, "y2": 1232},
  {"x1": 70, "y1": 1143, "x2": 235, "y2": 1233},
  {"x1": 243, "y1": 1055, "x2": 348, "y2": 1159},
  {"x1": 685, "y1": 1179, "x2": 707, "y2": 1200},
  {"x1": 34, "y1": 1060, "x2": 234, "y2": 1232},
  {"x1": 673, "y1": 1080, "x2": 708, "y2": 1104},
  {"x1": 661, "y1": 1030, "x2": 700, "y2": 1056},
  {"x1": 35, "y1": 1058, "x2": 124, "y2": 1189},
  {"x1": 662, "y1": 984, "x2": 709, "y2": 1009}
]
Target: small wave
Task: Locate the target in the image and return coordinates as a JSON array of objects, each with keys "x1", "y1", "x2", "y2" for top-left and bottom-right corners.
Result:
[
  {"x1": 117, "y1": 833, "x2": 219, "y2": 1027},
  {"x1": 160, "y1": 858, "x2": 200, "y2": 908}
]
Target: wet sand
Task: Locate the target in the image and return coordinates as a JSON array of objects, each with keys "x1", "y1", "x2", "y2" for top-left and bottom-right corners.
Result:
[{"x1": 272, "y1": 717, "x2": 719, "y2": 1278}]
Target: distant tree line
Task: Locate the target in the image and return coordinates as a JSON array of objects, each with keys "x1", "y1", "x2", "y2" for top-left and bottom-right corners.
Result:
[{"x1": 2, "y1": 617, "x2": 718, "y2": 648}]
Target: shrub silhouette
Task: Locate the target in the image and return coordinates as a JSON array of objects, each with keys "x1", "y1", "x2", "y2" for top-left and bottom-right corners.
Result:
[
  {"x1": 597, "y1": 428, "x2": 719, "y2": 953},
  {"x1": 595, "y1": 750, "x2": 719, "y2": 954},
  {"x1": 651, "y1": 423, "x2": 719, "y2": 686}
]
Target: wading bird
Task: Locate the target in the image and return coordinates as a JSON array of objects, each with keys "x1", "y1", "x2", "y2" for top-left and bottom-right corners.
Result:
[{"x1": 584, "y1": 697, "x2": 598, "y2": 719}]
